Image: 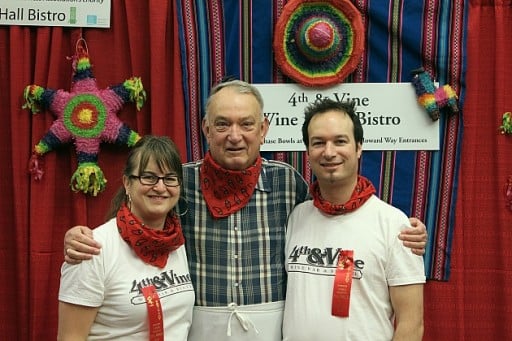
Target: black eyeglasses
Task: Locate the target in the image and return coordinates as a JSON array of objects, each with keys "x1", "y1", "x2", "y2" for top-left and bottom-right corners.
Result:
[{"x1": 130, "y1": 173, "x2": 181, "y2": 187}]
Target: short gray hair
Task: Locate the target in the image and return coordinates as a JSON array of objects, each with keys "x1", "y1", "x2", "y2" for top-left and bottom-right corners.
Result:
[{"x1": 204, "y1": 79, "x2": 264, "y2": 121}]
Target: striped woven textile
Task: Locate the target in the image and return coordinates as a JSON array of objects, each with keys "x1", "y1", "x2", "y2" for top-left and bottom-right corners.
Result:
[{"x1": 175, "y1": 0, "x2": 467, "y2": 281}]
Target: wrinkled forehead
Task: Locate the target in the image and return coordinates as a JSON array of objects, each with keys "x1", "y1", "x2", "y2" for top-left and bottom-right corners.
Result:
[{"x1": 207, "y1": 89, "x2": 263, "y2": 120}]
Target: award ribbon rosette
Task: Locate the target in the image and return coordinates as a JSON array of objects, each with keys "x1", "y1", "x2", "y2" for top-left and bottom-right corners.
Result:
[
  {"x1": 142, "y1": 285, "x2": 164, "y2": 341},
  {"x1": 332, "y1": 249, "x2": 354, "y2": 317}
]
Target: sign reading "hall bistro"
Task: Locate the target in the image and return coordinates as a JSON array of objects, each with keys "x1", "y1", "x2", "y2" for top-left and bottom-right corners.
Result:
[{"x1": 0, "y1": 0, "x2": 110, "y2": 28}]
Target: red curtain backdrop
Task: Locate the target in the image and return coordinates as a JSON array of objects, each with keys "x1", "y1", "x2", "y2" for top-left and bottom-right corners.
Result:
[
  {"x1": 422, "y1": 0, "x2": 512, "y2": 339},
  {"x1": 0, "y1": 0, "x2": 511, "y2": 340},
  {"x1": 0, "y1": 2, "x2": 185, "y2": 339}
]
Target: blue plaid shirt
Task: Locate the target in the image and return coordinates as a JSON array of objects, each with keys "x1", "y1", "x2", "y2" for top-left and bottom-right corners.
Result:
[{"x1": 180, "y1": 158, "x2": 309, "y2": 307}]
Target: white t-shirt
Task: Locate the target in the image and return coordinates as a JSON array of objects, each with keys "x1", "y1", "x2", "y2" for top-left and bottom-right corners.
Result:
[
  {"x1": 282, "y1": 196, "x2": 425, "y2": 341},
  {"x1": 59, "y1": 218, "x2": 195, "y2": 340}
]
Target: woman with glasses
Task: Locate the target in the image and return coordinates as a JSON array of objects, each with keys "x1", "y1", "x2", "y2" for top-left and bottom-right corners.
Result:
[{"x1": 57, "y1": 135, "x2": 194, "y2": 340}]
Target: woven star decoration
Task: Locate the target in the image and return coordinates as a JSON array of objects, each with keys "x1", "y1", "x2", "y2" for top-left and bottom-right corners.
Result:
[{"x1": 23, "y1": 39, "x2": 145, "y2": 196}]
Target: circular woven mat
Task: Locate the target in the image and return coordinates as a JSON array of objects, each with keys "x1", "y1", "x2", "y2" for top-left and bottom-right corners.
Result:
[{"x1": 273, "y1": 0, "x2": 365, "y2": 87}]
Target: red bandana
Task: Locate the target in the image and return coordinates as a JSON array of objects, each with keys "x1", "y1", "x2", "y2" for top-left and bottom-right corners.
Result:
[
  {"x1": 200, "y1": 151, "x2": 262, "y2": 218},
  {"x1": 311, "y1": 175, "x2": 376, "y2": 215},
  {"x1": 116, "y1": 203, "x2": 185, "y2": 268}
]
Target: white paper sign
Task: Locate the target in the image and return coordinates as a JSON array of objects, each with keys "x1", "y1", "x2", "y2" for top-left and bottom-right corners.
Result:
[
  {"x1": 0, "y1": 0, "x2": 111, "y2": 28},
  {"x1": 255, "y1": 83, "x2": 439, "y2": 151}
]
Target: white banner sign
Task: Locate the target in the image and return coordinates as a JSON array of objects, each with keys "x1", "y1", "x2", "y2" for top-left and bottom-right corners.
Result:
[
  {"x1": 255, "y1": 83, "x2": 439, "y2": 151},
  {"x1": 0, "y1": 0, "x2": 110, "y2": 28}
]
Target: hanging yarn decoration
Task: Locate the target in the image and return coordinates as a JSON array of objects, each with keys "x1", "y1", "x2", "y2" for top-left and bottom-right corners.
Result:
[
  {"x1": 500, "y1": 112, "x2": 512, "y2": 135},
  {"x1": 501, "y1": 113, "x2": 512, "y2": 211},
  {"x1": 23, "y1": 38, "x2": 145, "y2": 196},
  {"x1": 411, "y1": 67, "x2": 459, "y2": 121}
]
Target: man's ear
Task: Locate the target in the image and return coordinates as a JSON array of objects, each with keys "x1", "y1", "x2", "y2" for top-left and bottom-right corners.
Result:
[
  {"x1": 260, "y1": 117, "x2": 270, "y2": 145},
  {"x1": 202, "y1": 118, "x2": 210, "y2": 137}
]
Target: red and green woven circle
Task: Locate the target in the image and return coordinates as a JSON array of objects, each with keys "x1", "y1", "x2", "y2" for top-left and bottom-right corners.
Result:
[
  {"x1": 273, "y1": 0, "x2": 365, "y2": 87},
  {"x1": 63, "y1": 94, "x2": 107, "y2": 138}
]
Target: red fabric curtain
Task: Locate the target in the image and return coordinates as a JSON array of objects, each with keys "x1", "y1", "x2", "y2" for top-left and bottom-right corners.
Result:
[
  {"x1": 1, "y1": 1, "x2": 512, "y2": 340},
  {"x1": 0, "y1": 1, "x2": 184, "y2": 339},
  {"x1": 423, "y1": 1, "x2": 512, "y2": 339}
]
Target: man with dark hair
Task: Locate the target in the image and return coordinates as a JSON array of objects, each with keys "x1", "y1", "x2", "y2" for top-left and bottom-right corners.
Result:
[{"x1": 283, "y1": 98, "x2": 424, "y2": 340}]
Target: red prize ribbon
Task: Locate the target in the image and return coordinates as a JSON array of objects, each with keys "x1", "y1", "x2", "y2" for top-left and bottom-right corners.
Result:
[
  {"x1": 141, "y1": 285, "x2": 164, "y2": 341},
  {"x1": 332, "y1": 250, "x2": 354, "y2": 317}
]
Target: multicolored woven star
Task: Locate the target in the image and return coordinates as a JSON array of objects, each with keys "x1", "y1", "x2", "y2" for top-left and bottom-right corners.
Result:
[{"x1": 23, "y1": 39, "x2": 145, "y2": 196}]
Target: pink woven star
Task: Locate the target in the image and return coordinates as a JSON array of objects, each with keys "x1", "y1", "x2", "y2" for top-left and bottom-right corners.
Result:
[{"x1": 23, "y1": 39, "x2": 145, "y2": 196}]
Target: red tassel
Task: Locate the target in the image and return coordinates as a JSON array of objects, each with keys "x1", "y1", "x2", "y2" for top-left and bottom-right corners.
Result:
[
  {"x1": 506, "y1": 175, "x2": 512, "y2": 211},
  {"x1": 28, "y1": 154, "x2": 44, "y2": 181}
]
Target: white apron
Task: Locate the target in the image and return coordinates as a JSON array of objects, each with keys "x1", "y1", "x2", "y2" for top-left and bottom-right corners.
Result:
[{"x1": 187, "y1": 300, "x2": 284, "y2": 341}]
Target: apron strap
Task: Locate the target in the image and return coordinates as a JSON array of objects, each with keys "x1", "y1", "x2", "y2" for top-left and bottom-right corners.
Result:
[{"x1": 226, "y1": 303, "x2": 260, "y2": 336}]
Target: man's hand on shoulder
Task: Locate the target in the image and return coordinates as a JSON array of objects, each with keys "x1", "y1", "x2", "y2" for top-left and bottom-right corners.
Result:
[
  {"x1": 399, "y1": 217, "x2": 428, "y2": 256},
  {"x1": 63, "y1": 225, "x2": 102, "y2": 264}
]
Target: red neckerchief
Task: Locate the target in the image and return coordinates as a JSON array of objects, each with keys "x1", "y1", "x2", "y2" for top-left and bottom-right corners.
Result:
[
  {"x1": 200, "y1": 151, "x2": 262, "y2": 218},
  {"x1": 116, "y1": 203, "x2": 185, "y2": 268},
  {"x1": 311, "y1": 175, "x2": 376, "y2": 215}
]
